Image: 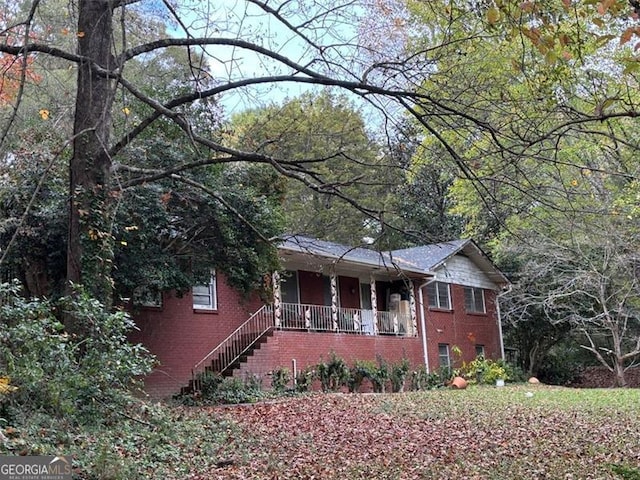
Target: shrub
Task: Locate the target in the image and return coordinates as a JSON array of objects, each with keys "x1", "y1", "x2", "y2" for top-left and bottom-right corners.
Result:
[
  {"x1": 186, "y1": 372, "x2": 264, "y2": 404},
  {"x1": 460, "y1": 357, "x2": 524, "y2": 385},
  {"x1": 461, "y1": 356, "x2": 506, "y2": 385},
  {"x1": 214, "y1": 377, "x2": 263, "y2": 404},
  {"x1": 348, "y1": 360, "x2": 376, "y2": 393},
  {"x1": 271, "y1": 367, "x2": 291, "y2": 393},
  {"x1": 0, "y1": 282, "x2": 154, "y2": 425},
  {"x1": 198, "y1": 371, "x2": 223, "y2": 398},
  {"x1": 370, "y1": 355, "x2": 390, "y2": 393},
  {"x1": 409, "y1": 366, "x2": 446, "y2": 391},
  {"x1": 390, "y1": 358, "x2": 410, "y2": 393},
  {"x1": 295, "y1": 367, "x2": 314, "y2": 393},
  {"x1": 316, "y1": 352, "x2": 350, "y2": 392}
]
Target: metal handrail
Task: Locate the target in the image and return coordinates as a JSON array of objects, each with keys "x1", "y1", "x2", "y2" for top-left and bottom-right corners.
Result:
[
  {"x1": 277, "y1": 303, "x2": 413, "y2": 336},
  {"x1": 191, "y1": 305, "x2": 274, "y2": 385}
]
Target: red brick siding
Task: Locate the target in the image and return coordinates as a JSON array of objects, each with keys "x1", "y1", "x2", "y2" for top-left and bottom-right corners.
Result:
[
  {"x1": 424, "y1": 285, "x2": 500, "y2": 369},
  {"x1": 128, "y1": 273, "x2": 263, "y2": 398},
  {"x1": 131, "y1": 273, "x2": 502, "y2": 398},
  {"x1": 235, "y1": 331, "x2": 424, "y2": 380}
]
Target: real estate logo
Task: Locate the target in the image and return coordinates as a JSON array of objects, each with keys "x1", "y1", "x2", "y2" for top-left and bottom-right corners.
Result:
[{"x1": 0, "y1": 456, "x2": 71, "y2": 480}]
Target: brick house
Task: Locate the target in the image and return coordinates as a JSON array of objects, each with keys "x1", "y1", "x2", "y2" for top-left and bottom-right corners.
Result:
[{"x1": 130, "y1": 235, "x2": 510, "y2": 398}]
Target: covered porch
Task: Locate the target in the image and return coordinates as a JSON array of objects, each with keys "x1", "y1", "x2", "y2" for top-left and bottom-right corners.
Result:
[{"x1": 273, "y1": 236, "x2": 431, "y2": 339}]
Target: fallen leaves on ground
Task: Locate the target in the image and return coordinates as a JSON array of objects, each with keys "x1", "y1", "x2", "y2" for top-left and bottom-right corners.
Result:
[{"x1": 185, "y1": 385, "x2": 640, "y2": 480}]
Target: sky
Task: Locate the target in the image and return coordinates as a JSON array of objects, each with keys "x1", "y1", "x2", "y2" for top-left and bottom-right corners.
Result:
[{"x1": 170, "y1": 0, "x2": 369, "y2": 115}]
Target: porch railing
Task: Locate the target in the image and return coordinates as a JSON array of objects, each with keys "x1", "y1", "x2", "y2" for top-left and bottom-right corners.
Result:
[
  {"x1": 191, "y1": 305, "x2": 274, "y2": 388},
  {"x1": 278, "y1": 302, "x2": 413, "y2": 336},
  {"x1": 189, "y1": 302, "x2": 416, "y2": 391}
]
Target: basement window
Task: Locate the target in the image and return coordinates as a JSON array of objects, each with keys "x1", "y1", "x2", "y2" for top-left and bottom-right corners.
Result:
[{"x1": 438, "y1": 344, "x2": 451, "y2": 369}]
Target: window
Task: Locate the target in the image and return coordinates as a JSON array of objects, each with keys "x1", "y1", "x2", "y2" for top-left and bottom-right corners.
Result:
[
  {"x1": 426, "y1": 282, "x2": 451, "y2": 310},
  {"x1": 475, "y1": 344, "x2": 485, "y2": 358},
  {"x1": 193, "y1": 271, "x2": 217, "y2": 310},
  {"x1": 464, "y1": 287, "x2": 485, "y2": 313},
  {"x1": 438, "y1": 344, "x2": 451, "y2": 369}
]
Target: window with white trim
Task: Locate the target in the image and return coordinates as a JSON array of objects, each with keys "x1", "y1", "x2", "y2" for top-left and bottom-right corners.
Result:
[
  {"x1": 426, "y1": 282, "x2": 451, "y2": 310},
  {"x1": 193, "y1": 271, "x2": 217, "y2": 310},
  {"x1": 464, "y1": 287, "x2": 485, "y2": 313},
  {"x1": 475, "y1": 344, "x2": 485, "y2": 358},
  {"x1": 438, "y1": 344, "x2": 451, "y2": 369}
]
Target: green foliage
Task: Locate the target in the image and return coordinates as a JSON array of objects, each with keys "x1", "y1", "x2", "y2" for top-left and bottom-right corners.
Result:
[
  {"x1": 295, "y1": 367, "x2": 315, "y2": 393},
  {"x1": 609, "y1": 463, "x2": 640, "y2": 480},
  {"x1": 369, "y1": 356, "x2": 390, "y2": 393},
  {"x1": 409, "y1": 366, "x2": 446, "y2": 391},
  {"x1": 459, "y1": 357, "x2": 525, "y2": 385},
  {"x1": 461, "y1": 356, "x2": 508, "y2": 385},
  {"x1": 537, "y1": 340, "x2": 585, "y2": 386},
  {"x1": 114, "y1": 154, "x2": 285, "y2": 302},
  {"x1": 270, "y1": 367, "x2": 291, "y2": 393},
  {"x1": 0, "y1": 148, "x2": 68, "y2": 298},
  {"x1": 184, "y1": 372, "x2": 264, "y2": 405},
  {"x1": 0, "y1": 282, "x2": 153, "y2": 425},
  {"x1": 197, "y1": 371, "x2": 224, "y2": 399},
  {"x1": 390, "y1": 358, "x2": 410, "y2": 393},
  {"x1": 316, "y1": 352, "x2": 350, "y2": 392},
  {"x1": 348, "y1": 360, "x2": 377, "y2": 393},
  {"x1": 226, "y1": 91, "x2": 386, "y2": 245}
]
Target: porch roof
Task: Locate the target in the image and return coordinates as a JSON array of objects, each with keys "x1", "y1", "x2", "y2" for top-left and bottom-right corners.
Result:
[
  {"x1": 278, "y1": 235, "x2": 510, "y2": 287},
  {"x1": 278, "y1": 235, "x2": 431, "y2": 279}
]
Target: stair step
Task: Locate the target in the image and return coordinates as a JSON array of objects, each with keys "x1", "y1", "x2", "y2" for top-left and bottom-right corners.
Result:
[{"x1": 182, "y1": 325, "x2": 275, "y2": 394}]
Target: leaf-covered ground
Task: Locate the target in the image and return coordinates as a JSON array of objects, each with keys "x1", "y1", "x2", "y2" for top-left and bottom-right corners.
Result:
[{"x1": 189, "y1": 385, "x2": 640, "y2": 480}]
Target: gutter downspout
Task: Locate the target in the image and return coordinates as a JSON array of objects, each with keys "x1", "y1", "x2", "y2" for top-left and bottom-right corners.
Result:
[
  {"x1": 418, "y1": 277, "x2": 437, "y2": 372},
  {"x1": 495, "y1": 284, "x2": 513, "y2": 361}
]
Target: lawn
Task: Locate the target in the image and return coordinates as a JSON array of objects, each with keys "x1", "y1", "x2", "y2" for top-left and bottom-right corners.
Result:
[{"x1": 77, "y1": 385, "x2": 640, "y2": 479}]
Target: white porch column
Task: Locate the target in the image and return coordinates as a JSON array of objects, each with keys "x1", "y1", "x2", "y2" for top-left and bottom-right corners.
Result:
[
  {"x1": 330, "y1": 272, "x2": 339, "y2": 331},
  {"x1": 409, "y1": 280, "x2": 417, "y2": 336},
  {"x1": 272, "y1": 271, "x2": 281, "y2": 328},
  {"x1": 370, "y1": 275, "x2": 378, "y2": 335}
]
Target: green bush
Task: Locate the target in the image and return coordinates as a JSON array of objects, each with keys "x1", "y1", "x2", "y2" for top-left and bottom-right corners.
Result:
[
  {"x1": 390, "y1": 358, "x2": 410, "y2": 393},
  {"x1": 538, "y1": 350, "x2": 582, "y2": 385},
  {"x1": 348, "y1": 360, "x2": 376, "y2": 393},
  {"x1": 459, "y1": 357, "x2": 524, "y2": 385},
  {"x1": 198, "y1": 371, "x2": 224, "y2": 398},
  {"x1": 270, "y1": 367, "x2": 291, "y2": 393},
  {"x1": 370, "y1": 355, "x2": 390, "y2": 393},
  {"x1": 409, "y1": 366, "x2": 446, "y2": 391},
  {"x1": 0, "y1": 282, "x2": 154, "y2": 425},
  {"x1": 295, "y1": 367, "x2": 314, "y2": 393},
  {"x1": 317, "y1": 352, "x2": 350, "y2": 392},
  {"x1": 186, "y1": 372, "x2": 264, "y2": 404}
]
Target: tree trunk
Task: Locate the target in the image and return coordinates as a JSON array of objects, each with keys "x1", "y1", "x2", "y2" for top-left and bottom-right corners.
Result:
[
  {"x1": 66, "y1": 0, "x2": 117, "y2": 330},
  {"x1": 614, "y1": 359, "x2": 627, "y2": 388}
]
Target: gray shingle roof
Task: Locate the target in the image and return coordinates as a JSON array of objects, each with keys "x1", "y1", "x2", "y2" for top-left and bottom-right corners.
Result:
[
  {"x1": 390, "y1": 240, "x2": 470, "y2": 271},
  {"x1": 278, "y1": 235, "x2": 420, "y2": 273},
  {"x1": 278, "y1": 235, "x2": 509, "y2": 286}
]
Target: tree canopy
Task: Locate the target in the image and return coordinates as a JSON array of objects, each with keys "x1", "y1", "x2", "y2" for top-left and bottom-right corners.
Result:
[{"x1": 1, "y1": 0, "x2": 639, "y2": 369}]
